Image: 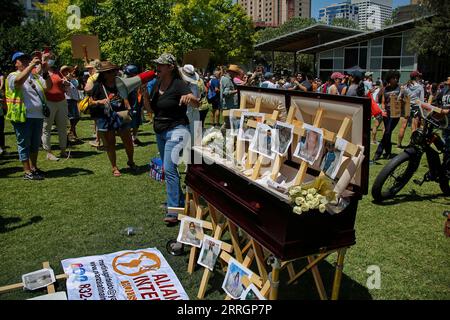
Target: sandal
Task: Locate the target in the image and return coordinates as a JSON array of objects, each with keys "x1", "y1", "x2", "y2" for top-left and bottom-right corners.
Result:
[
  {"x1": 112, "y1": 168, "x2": 121, "y2": 177},
  {"x1": 164, "y1": 213, "x2": 178, "y2": 225}
]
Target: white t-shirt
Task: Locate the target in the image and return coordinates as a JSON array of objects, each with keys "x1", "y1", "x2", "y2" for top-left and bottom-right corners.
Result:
[
  {"x1": 65, "y1": 79, "x2": 80, "y2": 101},
  {"x1": 7, "y1": 73, "x2": 46, "y2": 119}
]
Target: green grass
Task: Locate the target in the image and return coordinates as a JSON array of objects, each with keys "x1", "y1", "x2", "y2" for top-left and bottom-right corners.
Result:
[{"x1": 0, "y1": 116, "x2": 449, "y2": 300}]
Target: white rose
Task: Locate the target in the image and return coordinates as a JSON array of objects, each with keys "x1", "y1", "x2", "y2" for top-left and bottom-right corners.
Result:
[
  {"x1": 295, "y1": 197, "x2": 305, "y2": 206},
  {"x1": 293, "y1": 186, "x2": 303, "y2": 193},
  {"x1": 301, "y1": 203, "x2": 310, "y2": 212},
  {"x1": 289, "y1": 189, "x2": 298, "y2": 196},
  {"x1": 308, "y1": 188, "x2": 317, "y2": 195},
  {"x1": 306, "y1": 194, "x2": 314, "y2": 201},
  {"x1": 293, "y1": 206, "x2": 303, "y2": 215},
  {"x1": 319, "y1": 204, "x2": 326, "y2": 213},
  {"x1": 302, "y1": 190, "x2": 308, "y2": 196}
]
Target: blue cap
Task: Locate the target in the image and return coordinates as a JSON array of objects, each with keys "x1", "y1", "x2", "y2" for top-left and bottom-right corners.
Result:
[
  {"x1": 124, "y1": 64, "x2": 139, "y2": 76},
  {"x1": 12, "y1": 52, "x2": 28, "y2": 62}
]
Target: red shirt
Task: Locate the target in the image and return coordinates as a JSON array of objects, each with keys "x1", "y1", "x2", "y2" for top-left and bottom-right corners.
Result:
[{"x1": 45, "y1": 72, "x2": 66, "y2": 102}]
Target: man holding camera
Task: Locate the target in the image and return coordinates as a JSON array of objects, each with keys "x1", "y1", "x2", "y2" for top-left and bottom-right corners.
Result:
[{"x1": 5, "y1": 51, "x2": 53, "y2": 180}]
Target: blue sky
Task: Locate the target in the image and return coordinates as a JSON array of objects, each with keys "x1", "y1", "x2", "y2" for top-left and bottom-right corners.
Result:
[{"x1": 311, "y1": 0, "x2": 411, "y2": 18}]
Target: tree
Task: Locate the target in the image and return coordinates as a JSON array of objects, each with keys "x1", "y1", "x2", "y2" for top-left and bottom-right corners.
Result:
[
  {"x1": 91, "y1": 0, "x2": 197, "y2": 67},
  {"x1": 409, "y1": 0, "x2": 450, "y2": 57},
  {"x1": 0, "y1": 0, "x2": 25, "y2": 28},
  {"x1": 171, "y1": 0, "x2": 255, "y2": 65},
  {"x1": 0, "y1": 19, "x2": 59, "y2": 72},
  {"x1": 331, "y1": 18, "x2": 360, "y2": 30}
]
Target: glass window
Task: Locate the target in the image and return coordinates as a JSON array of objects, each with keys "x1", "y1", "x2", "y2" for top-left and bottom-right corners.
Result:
[
  {"x1": 402, "y1": 32, "x2": 415, "y2": 56},
  {"x1": 382, "y1": 58, "x2": 401, "y2": 70},
  {"x1": 401, "y1": 57, "x2": 415, "y2": 70},
  {"x1": 359, "y1": 48, "x2": 367, "y2": 69},
  {"x1": 383, "y1": 37, "x2": 401, "y2": 57},
  {"x1": 371, "y1": 46, "x2": 382, "y2": 57},
  {"x1": 370, "y1": 58, "x2": 382, "y2": 69},
  {"x1": 320, "y1": 59, "x2": 333, "y2": 69},
  {"x1": 334, "y1": 48, "x2": 344, "y2": 58},
  {"x1": 320, "y1": 50, "x2": 333, "y2": 59},
  {"x1": 334, "y1": 58, "x2": 344, "y2": 70},
  {"x1": 360, "y1": 41, "x2": 368, "y2": 47},
  {"x1": 371, "y1": 38, "x2": 383, "y2": 46},
  {"x1": 344, "y1": 48, "x2": 359, "y2": 69}
]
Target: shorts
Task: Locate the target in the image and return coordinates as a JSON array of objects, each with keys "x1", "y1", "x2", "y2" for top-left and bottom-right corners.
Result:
[
  {"x1": 67, "y1": 99, "x2": 80, "y2": 120},
  {"x1": 130, "y1": 107, "x2": 142, "y2": 129},
  {"x1": 208, "y1": 95, "x2": 220, "y2": 110},
  {"x1": 96, "y1": 115, "x2": 131, "y2": 132},
  {"x1": 13, "y1": 118, "x2": 44, "y2": 161},
  {"x1": 410, "y1": 104, "x2": 420, "y2": 118},
  {"x1": 374, "y1": 114, "x2": 383, "y2": 122}
]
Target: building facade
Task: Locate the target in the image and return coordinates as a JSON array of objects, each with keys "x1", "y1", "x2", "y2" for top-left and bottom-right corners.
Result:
[
  {"x1": 238, "y1": 0, "x2": 311, "y2": 27},
  {"x1": 318, "y1": 2, "x2": 359, "y2": 25},
  {"x1": 20, "y1": 0, "x2": 47, "y2": 20},
  {"x1": 351, "y1": 0, "x2": 393, "y2": 30}
]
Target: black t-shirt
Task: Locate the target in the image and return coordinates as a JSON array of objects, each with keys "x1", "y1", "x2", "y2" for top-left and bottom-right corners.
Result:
[
  {"x1": 151, "y1": 78, "x2": 191, "y2": 133},
  {"x1": 89, "y1": 82, "x2": 126, "y2": 115}
]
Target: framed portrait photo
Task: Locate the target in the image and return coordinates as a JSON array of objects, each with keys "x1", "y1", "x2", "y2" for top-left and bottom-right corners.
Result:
[
  {"x1": 197, "y1": 235, "x2": 222, "y2": 271},
  {"x1": 320, "y1": 137, "x2": 348, "y2": 180},
  {"x1": 293, "y1": 124, "x2": 324, "y2": 165},
  {"x1": 249, "y1": 123, "x2": 275, "y2": 160},
  {"x1": 237, "y1": 112, "x2": 265, "y2": 142},
  {"x1": 222, "y1": 258, "x2": 253, "y2": 299},
  {"x1": 230, "y1": 109, "x2": 248, "y2": 136},
  {"x1": 240, "y1": 283, "x2": 266, "y2": 300},
  {"x1": 271, "y1": 121, "x2": 294, "y2": 156},
  {"x1": 176, "y1": 217, "x2": 204, "y2": 248}
]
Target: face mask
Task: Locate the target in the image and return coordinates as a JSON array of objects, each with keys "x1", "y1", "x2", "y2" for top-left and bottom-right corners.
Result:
[{"x1": 48, "y1": 59, "x2": 55, "y2": 67}]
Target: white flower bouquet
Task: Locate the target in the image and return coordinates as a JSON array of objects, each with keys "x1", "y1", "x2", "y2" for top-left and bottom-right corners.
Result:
[{"x1": 288, "y1": 177, "x2": 337, "y2": 215}]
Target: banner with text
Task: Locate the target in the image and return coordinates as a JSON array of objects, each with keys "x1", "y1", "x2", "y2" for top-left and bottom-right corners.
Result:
[{"x1": 61, "y1": 248, "x2": 188, "y2": 300}]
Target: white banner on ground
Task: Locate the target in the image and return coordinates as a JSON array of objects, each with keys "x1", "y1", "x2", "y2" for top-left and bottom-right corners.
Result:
[{"x1": 61, "y1": 248, "x2": 188, "y2": 300}]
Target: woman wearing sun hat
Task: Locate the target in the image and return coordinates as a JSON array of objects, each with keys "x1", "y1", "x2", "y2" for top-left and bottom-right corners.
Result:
[
  {"x1": 150, "y1": 53, "x2": 199, "y2": 224},
  {"x1": 88, "y1": 60, "x2": 136, "y2": 177}
]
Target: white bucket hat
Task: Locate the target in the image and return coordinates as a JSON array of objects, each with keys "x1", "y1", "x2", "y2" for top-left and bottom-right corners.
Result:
[{"x1": 179, "y1": 64, "x2": 200, "y2": 84}]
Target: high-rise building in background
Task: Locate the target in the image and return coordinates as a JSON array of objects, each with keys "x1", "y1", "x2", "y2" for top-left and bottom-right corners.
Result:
[
  {"x1": 351, "y1": 0, "x2": 393, "y2": 30},
  {"x1": 318, "y1": 1, "x2": 359, "y2": 25},
  {"x1": 20, "y1": 0, "x2": 47, "y2": 20},
  {"x1": 237, "y1": 0, "x2": 311, "y2": 27}
]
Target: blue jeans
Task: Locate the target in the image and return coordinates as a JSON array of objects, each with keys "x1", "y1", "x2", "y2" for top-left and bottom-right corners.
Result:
[
  {"x1": 376, "y1": 113, "x2": 400, "y2": 157},
  {"x1": 156, "y1": 125, "x2": 190, "y2": 214},
  {"x1": 13, "y1": 118, "x2": 44, "y2": 161}
]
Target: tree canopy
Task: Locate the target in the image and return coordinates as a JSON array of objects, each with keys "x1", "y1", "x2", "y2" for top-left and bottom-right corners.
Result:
[{"x1": 0, "y1": 0, "x2": 26, "y2": 28}]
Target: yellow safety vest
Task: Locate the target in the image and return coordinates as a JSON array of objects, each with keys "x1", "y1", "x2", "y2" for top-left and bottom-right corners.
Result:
[{"x1": 5, "y1": 72, "x2": 45, "y2": 123}]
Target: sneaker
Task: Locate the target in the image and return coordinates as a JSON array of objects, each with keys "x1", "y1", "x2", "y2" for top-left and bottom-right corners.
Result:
[
  {"x1": 24, "y1": 172, "x2": 44, "y2": 180},
  {"x1": 46, "y1": 153, "x2": 60, "y2": 161},
  {"x1": 31, "y1": 168, "x2": 45, "y2": 176},
  {"x1": 164, "y1": 215, "x2": 178, "y2": 225}
]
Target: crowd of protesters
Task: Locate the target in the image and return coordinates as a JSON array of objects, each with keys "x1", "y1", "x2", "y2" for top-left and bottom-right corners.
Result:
[{"x1": 1, "y1": 50, "x2": 449, "y2": 225}]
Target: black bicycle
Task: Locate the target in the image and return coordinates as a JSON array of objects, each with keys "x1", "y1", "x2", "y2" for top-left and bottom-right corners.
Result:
[{"x1": 372, "y1": 104, "x2": 450, "y2": 202}]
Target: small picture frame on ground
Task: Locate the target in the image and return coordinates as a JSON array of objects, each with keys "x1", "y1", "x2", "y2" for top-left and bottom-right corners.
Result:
[
  {"x1": 320, "y1": 137, "x2": 348, "y2": 180},
  {"x1": 197, "y1": 235, "x2": 222, "y2": 271},
  {"x1": 176, "y1": 217, "x2": 204, "y2": 248},
  {"x1": 249, "y1": 123, "x2": 275, "y2": 160},
  {"x1": 240, "y1": 283, "x2": 266, "y2": 300},
  {"x1": 222, "y1": 257, "x2": 253, "y2": 299},
  {"x1": 22, "y1": 268, "x2": 56, "y2": 291},
  {"x1": 272, "y1": 121, "x2": 294, "y2": 156},
  {"x1": 237, "y1": 112, "x2": 265, "y2": 142},
  {"x1": 293, "y1": 124, "x2": 324, "y2": 165}
]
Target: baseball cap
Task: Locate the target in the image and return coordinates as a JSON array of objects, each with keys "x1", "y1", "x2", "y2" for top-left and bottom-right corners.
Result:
[
  {"x1": 153, "y1": 53, "x2": 177, "y2": 66},
  {"x1": 12, "y1": 52, "x2": 30, "y2": 62}
]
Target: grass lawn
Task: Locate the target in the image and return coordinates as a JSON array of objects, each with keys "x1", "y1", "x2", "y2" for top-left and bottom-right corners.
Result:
[{"x1": 0, "y1": 115, "x2": 449, "y2": 300}]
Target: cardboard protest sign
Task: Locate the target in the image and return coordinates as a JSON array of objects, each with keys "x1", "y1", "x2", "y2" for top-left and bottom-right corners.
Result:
[{"x1": 71, "y1": 34, "x2": 100, "y2": 60}]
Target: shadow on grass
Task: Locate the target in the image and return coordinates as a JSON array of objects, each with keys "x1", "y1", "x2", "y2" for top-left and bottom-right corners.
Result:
[
  {"x1": 202, "y1": 258, "x2": 372, "y2": 300},
  {"x1": 45, "y1": 167, "x2": 94, "y2": 178},
  {"x1": 68, "y1": 150, "x2": 100, "y2": 159},
  {"x1": 0, "y1": 166, "x2": 23, "y2": 178},
  {"x1": 372, "y1": 189, "x2": 450, "y2": 206},
  {"x1": 0, "y1": 215, "x2": 43, "y2": 234}
]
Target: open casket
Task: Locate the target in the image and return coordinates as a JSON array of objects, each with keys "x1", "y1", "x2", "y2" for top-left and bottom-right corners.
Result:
[{"x1": 186, "y1": 86, "x2": 371, "y2": 261}]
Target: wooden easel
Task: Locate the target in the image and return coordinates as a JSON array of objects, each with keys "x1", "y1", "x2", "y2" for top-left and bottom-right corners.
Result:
[{"x1": 0, "y1": 262, "x2": 67, "y2": 295}]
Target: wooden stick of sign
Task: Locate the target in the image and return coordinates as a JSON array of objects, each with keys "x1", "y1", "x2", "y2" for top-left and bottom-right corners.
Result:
[{"x1": 241, "y1": 275, "x2": 271, "y2": 299}]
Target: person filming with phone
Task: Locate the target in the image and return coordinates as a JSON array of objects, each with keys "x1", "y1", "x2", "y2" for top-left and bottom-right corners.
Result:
[{"x1": 5, "y1": 51, "x2": 53, "y2": 180}]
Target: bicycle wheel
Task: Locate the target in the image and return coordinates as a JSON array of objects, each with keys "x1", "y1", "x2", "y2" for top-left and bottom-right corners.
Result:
[{"x1": 372, "y1": 150, "x2": 420, "y2": 202}]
